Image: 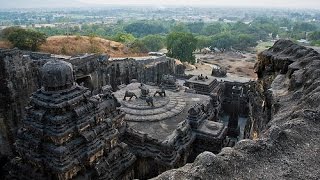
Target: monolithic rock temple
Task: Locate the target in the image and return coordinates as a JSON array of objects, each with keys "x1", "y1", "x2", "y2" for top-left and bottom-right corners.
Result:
[{"x1": 1, "y1": 40, "x2": 320, "y2": 179}]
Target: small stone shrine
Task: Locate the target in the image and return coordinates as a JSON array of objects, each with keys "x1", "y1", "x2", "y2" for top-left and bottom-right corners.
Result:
[
  {"x1": 184, "y1": 75, "x2": 220, "y2": 95},
  {"x1": 160, "y1": 74, "x2": 179, "y2": 91}
]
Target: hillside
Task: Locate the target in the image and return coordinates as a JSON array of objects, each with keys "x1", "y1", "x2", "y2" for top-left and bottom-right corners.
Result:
[{"x1": 0, "y1": 36, "x2": 147, "y2": 57}]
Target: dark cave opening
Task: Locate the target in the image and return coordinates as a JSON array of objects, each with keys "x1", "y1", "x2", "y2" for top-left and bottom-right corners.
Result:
[
  {"x1": 0, "y1": 154, "x2": 9, "y2": 179},
  {"x1": 76, "y1": 75, "x2": 93, "y2": 91}
]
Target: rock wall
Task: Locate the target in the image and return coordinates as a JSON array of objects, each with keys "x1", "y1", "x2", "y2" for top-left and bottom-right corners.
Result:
[
  {"x1": 0, "y1": 49, "x2": 184, "y2": 157},
  {"x1": 101, "y1": 56, "x2": 181, "y2": 90},
  {"x1": 154, "y1": 40, "x2": 320, "y2": 179},
  {"x1": 0, "y1": 49, "x2": 50, "y2": 156}
]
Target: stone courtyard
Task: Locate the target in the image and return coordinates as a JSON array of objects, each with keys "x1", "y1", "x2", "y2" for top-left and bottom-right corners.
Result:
[
  {"x1": 115, "y1": 83, "x2": 187, "y2": 122},
  {"x1": 114, "y1": 83, "x2": 210, "y2": 141}
]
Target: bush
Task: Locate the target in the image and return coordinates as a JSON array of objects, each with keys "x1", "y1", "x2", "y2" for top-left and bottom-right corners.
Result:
[
  {"x1": 128, "y1": 39, "x2": 148, "y2": 53},
  {"x1": 141, "y1": 35, "x2": 165, "y2": 52},
  {"x1": 113, "y1": 33, "x2": 135, "y2": 43},
  {"x1": 6, "y1": 28, "x2": 47, "y2": 51}
]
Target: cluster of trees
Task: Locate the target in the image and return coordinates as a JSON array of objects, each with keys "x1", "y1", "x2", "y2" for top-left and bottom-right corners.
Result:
[
  {"x1": 112, "y1": 33, "x2": 165, "y2": 53},
  {"x1": 124, "y1": 22, "x2": 167, "y2": 37},
  {"x1": 309, "y1": 31, "x2": 320, "y2": 46},
  {"x1": 2, "y1": 16, "x2": 320, "y2": 63},
  {"x1": 1, "y1": 27, "x2": 47, "y2": 51},
  {"x1": 196, "y1": 33, "x2": 257, "y2": 51}
]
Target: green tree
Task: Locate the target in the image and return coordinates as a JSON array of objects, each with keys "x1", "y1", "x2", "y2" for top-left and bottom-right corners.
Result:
[
  {"x1": 124, "y1": 21, "x2": 167, "y2": 37},
  {"x1": 195, "y1": 35, "x2": 211, "y2": 50},
  {"x1": 234, "y1": 34, "x2": 257, "y2": 50},
  {"x1": 309, "y1": 31, "x2": 320, "y2": 41},
  {"x1": 293, "y1": 22, "x2": 317, "y2": 33},
  {"x1": 141, "y1": 35, "x2": 165, "y2": 52},
  {"x1": 113, "y1": 32, "x2": 135, "y2": 43},
  {"x1": 210, "y1": 33, "x2": 236, "y2": 50},
  {"x1": 166, "y1": 32, "x2": 197, "y2": 64},
  {"x1": 187, "y1": 22, "x2": 205, "y2": 34},
  {"x1": 129, "y1": 39, "x2": 148, "y2": 53},
  {"x1": 7, "y1": 28, "x2": 47, "y2": 51},
  {"x1": 1, "y1": 26, "x2": 21, "y2": 39},
  {"x1": 202, "y1": 23, "x2": 223, "y2": 36},
  {"x1": 171, "y1": 23, "x2": 189, "y2": 33}
]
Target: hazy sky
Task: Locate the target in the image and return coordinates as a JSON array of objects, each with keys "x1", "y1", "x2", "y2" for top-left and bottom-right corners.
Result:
[{"x1": 1, "y1": 0, "x2": 320, "y2": 9}]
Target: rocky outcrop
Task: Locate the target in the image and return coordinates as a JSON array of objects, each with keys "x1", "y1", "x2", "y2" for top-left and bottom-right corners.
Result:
[{"x1": 153, "y1": 40, "x2": 320, "y2": 179}]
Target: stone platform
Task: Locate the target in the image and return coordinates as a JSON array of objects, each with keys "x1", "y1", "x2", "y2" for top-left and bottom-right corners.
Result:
[
  {"x1": 114, "y1": 84, "x2": 186, "y2": 122},
  {"x1": 114, "y1": 83, "x2": 210, "y2": 141}
]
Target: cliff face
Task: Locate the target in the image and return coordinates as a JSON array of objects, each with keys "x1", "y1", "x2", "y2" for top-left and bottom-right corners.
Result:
[
  {"x1": 154, "y1": 40, "x2": 320, "y2": 180},
  {"x1": 0, "y1": 50, "x2": 50, "y2": 156}
]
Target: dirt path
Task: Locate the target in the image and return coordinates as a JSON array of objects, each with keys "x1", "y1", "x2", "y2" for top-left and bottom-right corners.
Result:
[{"x1": 185, "y1": 52, "x2": 257, "y2": 82}]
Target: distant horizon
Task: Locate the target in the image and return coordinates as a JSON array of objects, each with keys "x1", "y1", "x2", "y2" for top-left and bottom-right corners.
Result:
[
  {"x1": 1, "y1": 0, "x2": 320, "y2": 10},
  {"x1": 0, "y1": 5, "x2": 320, "y2": 11}
]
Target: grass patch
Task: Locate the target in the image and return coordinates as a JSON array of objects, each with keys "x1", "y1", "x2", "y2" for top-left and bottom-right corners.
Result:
[{"x1": 255, "y1": 41, "x2": 275, "y2": 53}]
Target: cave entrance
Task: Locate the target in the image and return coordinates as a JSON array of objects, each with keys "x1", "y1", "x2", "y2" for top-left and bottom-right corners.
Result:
[
  {"x1": 220, "y1": 82, "x2": 250, "y2": 146},
  {"x1": 219, "y1": 114, "x2": 248, "y2": 140},
  {"x1": 76, "y1": 75, "x2": 93, "y2": 91}
]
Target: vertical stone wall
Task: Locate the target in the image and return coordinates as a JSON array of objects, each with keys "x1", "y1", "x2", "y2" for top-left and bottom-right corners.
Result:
[
  {"x1": 0, "y1": 49, "x2": 50, "y2": 156},
  {"x1": 104, "y1": 56, "x2": 179, "y2": 90}
]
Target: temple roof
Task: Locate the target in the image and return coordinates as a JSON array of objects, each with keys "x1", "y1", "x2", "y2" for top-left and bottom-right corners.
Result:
[{"x1": 41, "y1": 60, "x2": 74, "y2": 91}]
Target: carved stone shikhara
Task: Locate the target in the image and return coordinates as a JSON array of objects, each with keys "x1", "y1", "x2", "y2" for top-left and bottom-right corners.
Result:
[{"x1": 8, "y1": 60, "x2": 136, "y2": 180}]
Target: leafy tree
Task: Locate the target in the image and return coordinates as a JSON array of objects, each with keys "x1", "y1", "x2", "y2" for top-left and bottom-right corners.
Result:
[
  {"x1": 195, "y1": 35, "x2": 211, "y2": 50},
  {"x1": 6, "y1": 28, "x2": 47, "y2": 51},
  {"x1": 1, "y1": 26, "x2": 21, "y2": 39},
  {"x1": 95, "y1": 28, "x2": 106, "y2": 36},
  {"x1": 210, "y1": 32, "x2": 236, "y2": 50},
  {"x1": 141, "y1": 35, "x2": 165, "y2": 52},
  {"x1": 129, "y1": 39, "x2": 148, "y2": 53},
  {"x1": 124, "y1": 21, "x2": 167, "y2": 37},
  {"x1": 234, "y1": 34, "x2": 257, "y2": 50},
  {"x1": 113, "y1": 32, "x2": 135, "y2": 43},
  {"x1": 187, "y1": 21, "x2": 205, "y2": 34},
  {"x1": 166, "y1": 32, "x2": 197, "y2": 64},
  {"x1": 309, "y1": 31, "x2": 320, "y2": 41},
  {"x1": 209, "y1": 33, "x2": 257, "y2": 51},
  {"x1": 310, "y1": 40, "x2": 320, "y2": 46},
  {"x1": 202, "y1": 23, "x2": 223, "y2": 36},
  {"x1": 231, "y1": 22, "x2": 249, "y2": 34},
  {"x1": 171, "y1": 23, "x2": 190, "y2": 33},
  {"x1": 293, "y1": 22, "x2": 317, "y2": 33}
]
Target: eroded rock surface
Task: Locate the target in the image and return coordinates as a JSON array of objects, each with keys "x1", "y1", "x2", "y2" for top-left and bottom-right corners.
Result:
[{"x1": 154, "y1": 40, "x2": 320, "y2": 180}]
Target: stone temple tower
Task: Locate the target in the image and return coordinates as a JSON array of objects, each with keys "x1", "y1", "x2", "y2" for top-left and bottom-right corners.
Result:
[{"x1": 8, "y1": 60, "x2": 136, "y2": 180}]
